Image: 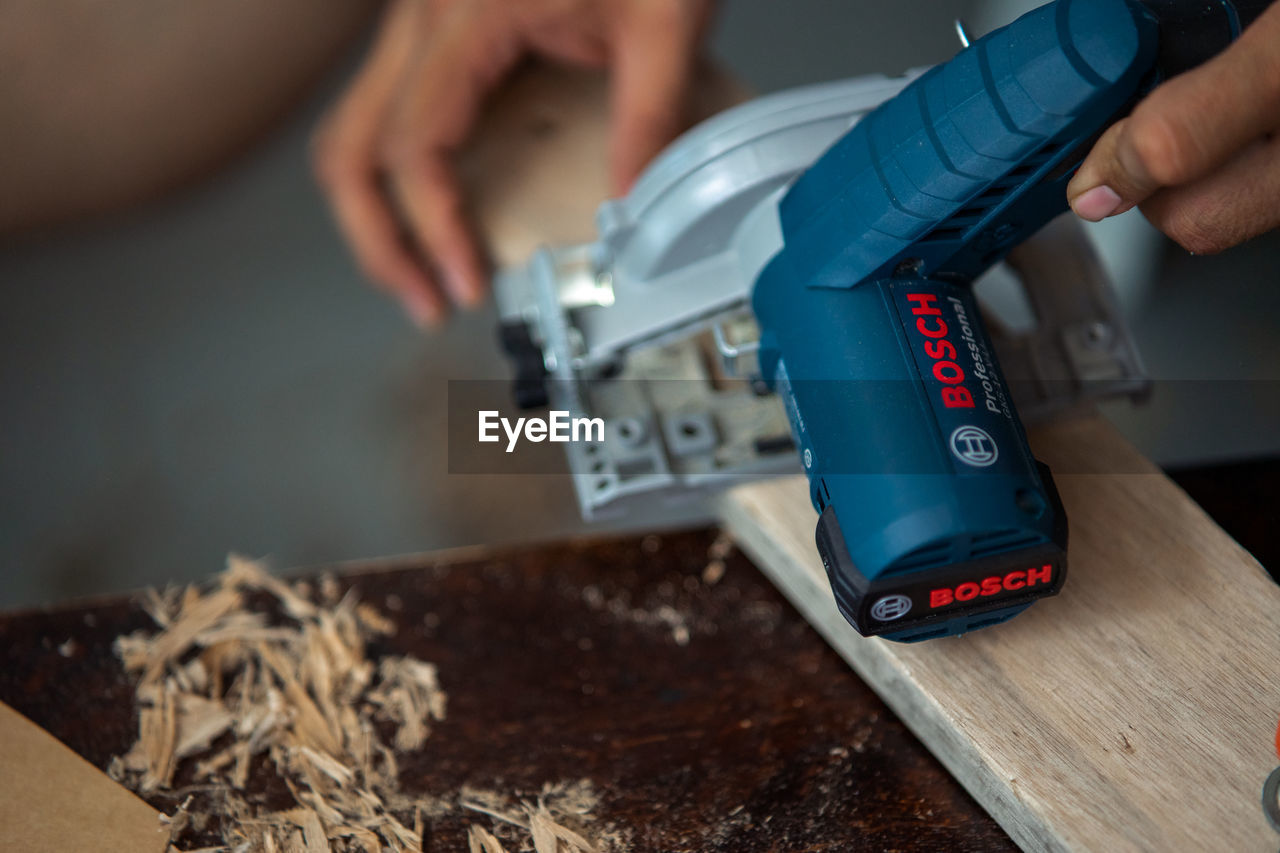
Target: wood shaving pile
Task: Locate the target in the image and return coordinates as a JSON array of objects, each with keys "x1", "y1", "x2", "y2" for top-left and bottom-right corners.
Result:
[{"x1": 109, "y1": 555, "x2": 605, "y2": 853}]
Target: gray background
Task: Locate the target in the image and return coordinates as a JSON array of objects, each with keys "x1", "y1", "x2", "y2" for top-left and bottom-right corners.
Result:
[{"x1": 2, "y1": 0, "x2": 1276, "y2": 607}]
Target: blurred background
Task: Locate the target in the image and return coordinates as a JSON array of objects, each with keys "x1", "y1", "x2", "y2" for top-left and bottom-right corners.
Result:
[{"x1": 2, "y1": 0, "x2": 1277, "y2": 607}]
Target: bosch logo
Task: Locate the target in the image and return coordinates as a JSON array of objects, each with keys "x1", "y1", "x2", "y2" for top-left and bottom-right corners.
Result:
[
  {"x1": 950, "y1": 425, "x2": 998, "y2": 467},
  {"x1": 871, "y1": 594, "x2": 912, "y2": 622},
  {"x1": 905, "y1": 292, "x2": 975, "y2": 410},
  {"x1": 930, "y1": 564, "x2": 1053, "y2": 608},
  {"x1": 904, "y1": 291, "x2": 1011, "y2": 419}
]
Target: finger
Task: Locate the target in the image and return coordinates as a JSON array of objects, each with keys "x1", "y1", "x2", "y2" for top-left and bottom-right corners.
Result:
[
  {"x1": 1068, "y1": 119, "x2": 1141, "y2": 220},
  {"x1": 381, "y1": 5, "x2": 522, "y2": 308},
  {"x1": 312, "y1": 0, "x2": 448, "y2": 326},
  {"x1": 1139, "y1": 130, "x2": 1280, "y2": 255},
  {"x1": 328, "y1": 167, "x2": 447, "y2": 326},
  {"x1": 1068, "y1": 2, "x2": 1280, "y2": 219},
  {"x1": 607, "y1": 1, "x2": 706, "y2": 194},
  {"x1": 389, "y1": 154, "x2": 486, "y2": 307}
]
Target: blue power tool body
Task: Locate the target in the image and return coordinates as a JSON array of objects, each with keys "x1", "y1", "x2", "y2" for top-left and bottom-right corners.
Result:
[
  {"x1": 752, "y1": 0, "x2": 1267, "y2": 640},
  {"x1": 496, "y1": 0, "x2": 1270, "y2": 642}
]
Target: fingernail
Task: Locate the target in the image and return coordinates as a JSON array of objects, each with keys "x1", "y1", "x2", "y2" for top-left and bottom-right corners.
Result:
[
  {"x1": 444, "y1": 269, "x2": 484, "y2": 309},
  {"x1": 1072, "y1": 185, "x2": 1123, "y2": 222},
  {"x1": 403, "y1": 292, "x2": 442, "y2": 329}
]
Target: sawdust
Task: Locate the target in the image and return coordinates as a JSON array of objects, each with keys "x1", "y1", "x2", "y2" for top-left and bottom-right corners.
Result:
[
  {"x1": 110, "y1": 554, "x2": 613, "y2": 853},
  {"x1": 701, "y1": 534, "x2": 733, "y2": 586},
  {"x1": 580, "y1": 584, "x2": 693, "y2": 647},
  {"x1": 578, "y1": 534, "x2": 742, "y2": 647},
  {"x1": 459, "y1": 780, "x2": 627, "y2": 853}
]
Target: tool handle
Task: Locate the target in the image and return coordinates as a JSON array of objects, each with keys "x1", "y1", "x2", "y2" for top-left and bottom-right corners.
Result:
[
  {"x1": 1138, "y1": 0, "x2": 1276, "y2": 78},
  {"x1": 771, "y1": 0, "x2": 1270, "y2": 291}
]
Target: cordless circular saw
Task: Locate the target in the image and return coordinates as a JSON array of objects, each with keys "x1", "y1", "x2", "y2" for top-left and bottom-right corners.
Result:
[{"x1": 495, "y1": 0, "x2": 1271, "y2": 641}]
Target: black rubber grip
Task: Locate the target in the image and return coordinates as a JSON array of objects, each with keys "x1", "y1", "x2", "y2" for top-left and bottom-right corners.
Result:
[{"x1": 1138, "y1": 0, "x2": 1276, "y2": 78}]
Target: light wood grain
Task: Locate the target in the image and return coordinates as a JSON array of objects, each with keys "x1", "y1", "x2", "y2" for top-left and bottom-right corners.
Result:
[
  {"x1": 720, "y1": 417, "x2": 1280, "y2": 852},
  {"x1": 0, "y1": 702, "x2": 166, "y2": 852},
  {"x1": 474, "y1": 63, "x2": 1280, "y2": 851}
]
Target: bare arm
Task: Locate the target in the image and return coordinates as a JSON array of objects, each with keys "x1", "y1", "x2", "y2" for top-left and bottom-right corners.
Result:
[{"x1": 0, "y1": 0, "x2": 378, "y2": 232}]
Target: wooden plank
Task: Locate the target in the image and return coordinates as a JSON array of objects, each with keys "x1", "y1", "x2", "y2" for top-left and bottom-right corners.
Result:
[
  {"x1": 0, "y1": 701, "x2": 166, "y2": 852},
  {"x1": 719, "y1": 416, "x2": 1280, "y2": 852}
]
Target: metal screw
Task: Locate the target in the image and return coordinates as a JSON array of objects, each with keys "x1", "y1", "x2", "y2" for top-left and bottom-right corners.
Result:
[{"x1": 615, "y1": 418, "x2": 646, "y2": 447}]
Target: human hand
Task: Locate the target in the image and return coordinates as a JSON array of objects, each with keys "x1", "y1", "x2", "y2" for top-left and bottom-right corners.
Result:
[
  {"x1": 1068, "y1": 2, "x2": 1280, "y2": 254},
  {"x1": 312, "y1": 0, "x2": 715, "y2": 327}
]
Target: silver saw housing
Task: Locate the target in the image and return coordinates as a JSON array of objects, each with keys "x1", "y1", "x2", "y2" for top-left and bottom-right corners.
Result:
[{"x1": 494, "y1": 71, "x2": 1148, "y2": 522}]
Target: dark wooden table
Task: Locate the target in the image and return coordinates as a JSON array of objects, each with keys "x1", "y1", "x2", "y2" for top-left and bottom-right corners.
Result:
[{"x1": 0, "y1": 529, "x2": 1014, "y2": 852}]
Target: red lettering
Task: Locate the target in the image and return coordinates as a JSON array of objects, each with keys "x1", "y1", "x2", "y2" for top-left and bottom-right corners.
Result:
[
  {"x1": 933, "y1": 361, "x2": 964, "y2": 383},
  {"x1": 907, "y1": 293, "x2": 940, "y2": 315},
  {"x1": 929, "y1": 564, "x2": 1055, "y2": 611},
  {"x1": 924, "y1": 339, "x2": 957, "y2": 361},
  {"x1": 942, "y1": 386, "x2": 974, "y2": 408},
  {"x1": 917, "y1": 316, "x2": 947, "y2": 338},
  {"x1": 1026, "y1": 564, "x2": 1052, "y2": 586}
]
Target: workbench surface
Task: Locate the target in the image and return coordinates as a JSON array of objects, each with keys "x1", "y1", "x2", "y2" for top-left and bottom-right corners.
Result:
[{"x1": 0, "y1": 529, "x2": 1013, "y2": 852}]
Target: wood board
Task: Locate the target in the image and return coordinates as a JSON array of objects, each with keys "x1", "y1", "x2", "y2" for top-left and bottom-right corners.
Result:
[
  {"x1": 719, "y1": 417, "x2": 1280, "y2": 851},
  {"x1": 0, "y1": 701, "x2": 167, "y2": 852},
  {"x1": 469, "y1": 64, "x2": 1280, "y2": 851}
]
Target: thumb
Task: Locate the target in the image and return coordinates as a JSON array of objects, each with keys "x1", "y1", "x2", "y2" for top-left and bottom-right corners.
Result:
[
  {"x1": 1066, "y1": 117, "x2": 1152, "y2": 221},
  {"x1": 1067, "y1": 2, "x2": 1280, "y2": 222},
  {"x1": 607, "y1": 3, "x2": 705, "y2": 195}
]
